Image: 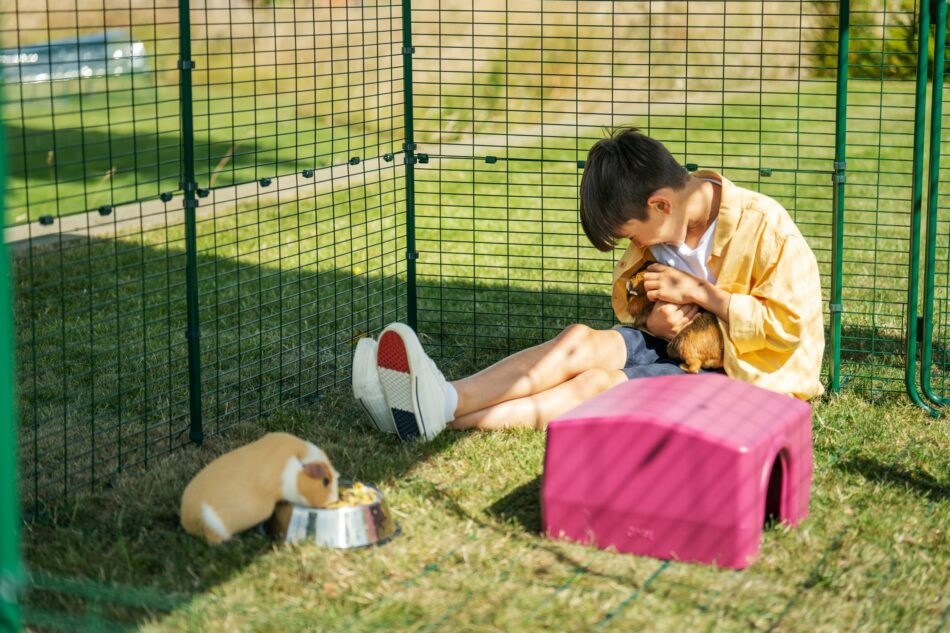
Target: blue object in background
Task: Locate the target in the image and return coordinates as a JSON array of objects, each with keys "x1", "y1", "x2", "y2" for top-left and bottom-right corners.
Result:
[{"x1": 0, "y1": 29, "x2": 148, "y2": 84}]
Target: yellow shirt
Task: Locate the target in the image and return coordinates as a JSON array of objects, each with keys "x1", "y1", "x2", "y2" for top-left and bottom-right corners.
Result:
[{"x1": 611, "y1": 171, "x2": 825, "y2": 400}]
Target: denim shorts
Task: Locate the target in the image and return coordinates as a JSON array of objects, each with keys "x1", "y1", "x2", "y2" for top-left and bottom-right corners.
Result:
[{"x1": 613, "y1": 325, "x2": 725, "y2": 380}]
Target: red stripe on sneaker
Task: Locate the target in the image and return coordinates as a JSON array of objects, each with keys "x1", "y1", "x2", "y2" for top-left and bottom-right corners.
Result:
[{"x1": 378, "y1": 330, "x2": 410, "y2": 372}]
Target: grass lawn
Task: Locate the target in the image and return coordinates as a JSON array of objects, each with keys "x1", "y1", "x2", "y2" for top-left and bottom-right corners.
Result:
[
  {"x1": 20, "y1": 379, "x2": 950, "y2": 631},
  {"x1": 10, "y1": 71, "x2": 950, "y2": 630},
  {"x1": 13, "y1": 158, "x2": 950, "y2": 630}
]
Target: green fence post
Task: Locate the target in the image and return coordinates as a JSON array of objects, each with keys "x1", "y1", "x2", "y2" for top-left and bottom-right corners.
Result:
[
  {"x1": 921, "y1": 0, "x2": 948, "y2": 406},
  {"x1": 179, "y1": 0, "x2": 204, "y2": 443},
  {"x1": 0, "y1": 91, "x2": 23, "y2": 633},
  {"x1": 830, "y1": 0, "x2": 849, "y2": 393},
  {"x1": 906, "y1": 0, "x2": 941, "y2": 416},
  {"x1": 401, "y1": 0, "x2": 418, "y2": 330}
]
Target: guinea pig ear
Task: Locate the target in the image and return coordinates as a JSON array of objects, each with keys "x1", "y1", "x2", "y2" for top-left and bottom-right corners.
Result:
[
  {"x1": 302, "y1": 462, "x2": 331, "y2": 482},
  {"x1": 626, "y1": 279, "x2": 637, "y2": 295}
]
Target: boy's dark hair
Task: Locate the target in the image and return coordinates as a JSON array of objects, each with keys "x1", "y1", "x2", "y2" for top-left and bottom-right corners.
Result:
[{"x1": 579, "y1": 127, "x2": 690, "y2": 252}]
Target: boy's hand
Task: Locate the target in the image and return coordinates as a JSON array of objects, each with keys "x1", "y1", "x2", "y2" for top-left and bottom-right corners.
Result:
[
  {"x1": 643, "y1": 263, "x2": 705, "y2": 305},
  {"x1": 643, "y1": 263, "x2": 733, "y2": 323},
  {"x1": 646, "y1": 301, "x2": 700, "y2": 340}
]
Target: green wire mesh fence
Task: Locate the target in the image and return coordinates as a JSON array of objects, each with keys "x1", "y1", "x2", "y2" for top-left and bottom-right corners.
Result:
[
  {"x1": 844, "y1": 0, "x2": 923, "y2": 401},
  {"x1": 6, "y1": 10, "x2": 191, "y2": 514},
  {"x1": 410, "y1": 0, "x2": 844, "y2": 365},
  {"x1": 5, "y1": 0, "x2": 410, "y2": 518},
  {"x1": 187, "y1": 0, "x2": 409, "y2": 436},
  {"x1": 2, "y1": 0, "x2": 950, "y2": 628}
]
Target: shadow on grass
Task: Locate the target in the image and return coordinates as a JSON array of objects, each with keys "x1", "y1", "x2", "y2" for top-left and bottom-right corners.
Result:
[
  {"x1": 834, "y1": 455, "x2": 949, "y2": 503},
  {"x1": 16, "y1": 217, "x2": 940, "y2": 627},
  {"x1": 13, "y1": 224, "x2": 617, "y2": 628},
  {"x1": 14, "y1": 223, "x2": 618, "y2": 511},
  {"x1": 423, "y1": 477, "x2": 650, "y2": 587},
  {"x1": 486, "y1": 475, "x2": 542, "y2": 534}
]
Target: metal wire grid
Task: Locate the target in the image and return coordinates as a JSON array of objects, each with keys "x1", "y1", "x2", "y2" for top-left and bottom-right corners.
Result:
[
  {"x1": 411, "y1": 0, "x2": 840, "y2": 370},
  {"x1": 12, "y1": 206, "x2": 196, "y2": 515},
  {"x1": 410, "y1": 0, "x2": 622, "y2": 359},
  {"x1": 189, "y1": 0, "x2": 407, "y2": 435},
  {"x1": 839, "y1": 0, "x2": 921, "y2": 397},
  {"x1": 6, "y1": 0, "x2": 408, "y2": 511},
  {"x1": 3, "y1": 2, "x2": 192, "y2": 513},
  {"x1": 0, "y1": 0, "x2": 947, "y2": 628},
  {"x1": 2, "y1": 2, "x2": 182, "y2": 224},
  {"x1": 1, "y1": 0, "x2": 938, "y2": 509}
]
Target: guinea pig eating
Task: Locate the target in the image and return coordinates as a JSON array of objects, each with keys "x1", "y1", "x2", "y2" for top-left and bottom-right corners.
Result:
[
  {"x1": 180, "y1": 432, "x2": 340, "y2": 544},
  {"x1": 625, "y1": 268, "x2": 724, "y2": 374}
]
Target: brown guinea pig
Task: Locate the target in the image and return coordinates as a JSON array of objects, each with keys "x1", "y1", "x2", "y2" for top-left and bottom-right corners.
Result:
[
  {"x1": 180, "y1": 432, "x2": 340, "y2": 544},
  {"x1": 625, "y1": 268, "x2": 724, "y2": 373}
]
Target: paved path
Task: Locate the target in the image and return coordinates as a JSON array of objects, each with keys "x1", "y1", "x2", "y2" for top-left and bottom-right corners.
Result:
[{"x1": 4, "y1": 154, "x2": 393, "y2": 249}]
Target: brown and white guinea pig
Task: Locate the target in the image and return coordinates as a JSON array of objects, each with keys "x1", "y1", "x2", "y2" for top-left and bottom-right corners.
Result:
[
  {"x1": 625, "y1": 268, "x2": 725, "y2": 374},
  {"x1": 180, "y1": 432, "x2": 340, "y2": 544}
]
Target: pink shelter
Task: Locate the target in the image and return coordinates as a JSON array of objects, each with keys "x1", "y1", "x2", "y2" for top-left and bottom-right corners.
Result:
[{"x1": 541, "y1": 373, "x2": 813, "y2": 569}]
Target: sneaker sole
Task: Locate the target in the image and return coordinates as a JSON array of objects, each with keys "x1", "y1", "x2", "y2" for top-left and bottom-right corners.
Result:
[
  {"x1": 352, "y1": 338, "x2": 396, "y2": 434},
  {"x1": 376, "y1": 328, "x2": 429, "y2": 441}
]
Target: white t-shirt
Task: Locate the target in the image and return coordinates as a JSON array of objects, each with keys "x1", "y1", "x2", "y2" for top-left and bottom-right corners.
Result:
[{"x1": 649, "y1": 179, "x2": 720, "y2": 284}]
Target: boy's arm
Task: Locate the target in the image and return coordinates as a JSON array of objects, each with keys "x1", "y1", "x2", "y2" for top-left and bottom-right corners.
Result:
[
  {"x1": 718, "y1": 234, "x2": 816, "y2": 354},
  {"x1": 688, "y1": 281, "x2": 731, "y2": 323},
  {"x1": 707, "y1": 235, "x2": 815, "y2": 355},
  {"x1": 645, "y1": 234, "x2": 818, "y2": 355}
]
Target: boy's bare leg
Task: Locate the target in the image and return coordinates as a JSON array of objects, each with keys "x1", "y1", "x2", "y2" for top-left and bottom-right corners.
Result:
[
  {"x1": 449, "y1": 368, "x2": 628, "y2": 430},
  {"x1": 451, "y1": 324, "x2": 628, "y2": 419}
]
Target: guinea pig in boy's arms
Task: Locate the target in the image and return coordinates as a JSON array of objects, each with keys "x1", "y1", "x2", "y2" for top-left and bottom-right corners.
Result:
[
  {"x1": 180, "y1": 432, "x2": 340, "y2": 544},
  {"x1": 625, "y1": 268, "x2": 724, "y2": 373}
]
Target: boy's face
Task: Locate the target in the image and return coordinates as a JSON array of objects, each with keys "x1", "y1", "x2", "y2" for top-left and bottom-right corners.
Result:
[{"x1": 616, "y1": 191, "x2": 687, "y2": 249}]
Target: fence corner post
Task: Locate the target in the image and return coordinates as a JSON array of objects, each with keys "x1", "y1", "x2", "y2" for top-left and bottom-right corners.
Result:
[
  {"x1": 905, "y1": 0, "x2": 941, "y2": 416},
  {"x1": 401, "y1": 0, "x2": 418, "y2": 331},
  {"x1": 830, "y1": 0, "x2": 849, "y2": 394},
  {"x1": 179, "y1": 0, "x2": 204, "y2": 444}
]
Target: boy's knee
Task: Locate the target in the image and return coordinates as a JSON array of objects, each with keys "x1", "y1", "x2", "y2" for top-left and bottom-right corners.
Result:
[
  {"x1": 553, "y1": 324, "x2": 594, "y2": 358},
  {"x1": 549, "y1": 325, "x2": 597, "y2": 375}
]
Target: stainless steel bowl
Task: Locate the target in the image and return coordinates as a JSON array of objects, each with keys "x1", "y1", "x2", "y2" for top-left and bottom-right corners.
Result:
[{"x1": 266, "y1": 482, "x2": 398, "y2": 548}]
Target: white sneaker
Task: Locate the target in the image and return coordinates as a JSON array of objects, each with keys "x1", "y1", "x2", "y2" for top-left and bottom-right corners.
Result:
[
  {"x1": 352, "y1": 337, "x2": 397, "y2": 434},
  {"x1": 375, "y1": 322, "x2": 448, "y2": 442}
]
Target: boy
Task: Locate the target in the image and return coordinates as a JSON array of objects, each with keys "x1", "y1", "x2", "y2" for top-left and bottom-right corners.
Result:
[{"x1": 352, "y1": 127, "x2": 825, "y2": 441}]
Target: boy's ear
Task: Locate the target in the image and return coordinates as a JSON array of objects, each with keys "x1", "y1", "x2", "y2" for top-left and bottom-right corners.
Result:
[{"x1": 646, "y1": 190, "x2": 673, "y2": 215}]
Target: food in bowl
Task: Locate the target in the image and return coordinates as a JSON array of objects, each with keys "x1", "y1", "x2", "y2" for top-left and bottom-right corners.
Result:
[{"x1": 324, "y1": 481, "x2": 377, "y2": 508}]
